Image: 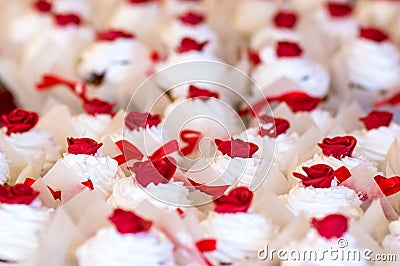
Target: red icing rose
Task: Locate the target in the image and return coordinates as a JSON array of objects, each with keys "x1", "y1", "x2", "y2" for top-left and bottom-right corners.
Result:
[
  {"x1": 54, "y1": 13, "x2": 82, "y2": 27},
  {"x1": 109, "y1": 209, "x2": 152, "y2": 234},
  {"x1": 273, "y1": 10, "x2": 297, "y2": 29},
  {"x1": 67, "y1": 137, "x2": 103, "y2": 155},
  {"x1": 293, "y1": 164, "x2": 335, "y2": 188},
  {"x1": 214, "y1": 187, "x2": 253, "y2": 213},
  {"x1": 374, "y1": 175, "x2": 400, "y2": 197},
  {"x1": 124, "y1": 111, "x2": 161, "y2": 131},
  {"x1": 276, "y1": 41, "x2": 303, "y2": 58},
  {"x1": 318, "y1": 136, "x2": 357, "y2": 159},
  {"x1": 359, "y1": 27, "x2": 389, "y2": 43},
  {"x1": 311, "y1": 214, "x2": 348, "y2": 240},
  {"x1": 34, "y1": 0, "x2": 52, "y2": 12},
  {"x1": 360, "y1": 110, "x2": 393, "y2": 130},
  {"x1": 176, "y1": 37, "x2": 209, "y2": 53},
  {"x1": 267, "y1": 91, "x2": 321, "y2": 112},
  {"x1": 187, "y1": 85, "x2": 219, "y2": 100},
  {"x1": 2, "y1": 108, "x2": 39, "y2": 135},
  {"x1": 258, "y1": 115, "x2": 290, "y2": 138},
  {"x1": 215, "y1": 138, "x2": 259, "y2": 158},
  {"x1": 130, "y1": 157, "x2": 177, "y2": 187},
  {"x1": 179, "y1": 12, "x2": 205, "y2": 26},
  {"x1": 96, "y1": 29, "x2": 134, "y2": 42},
  {"x1": 326, "y1": 2, "x2": 352, "y2": 17},
  {"x1": 0, "y1": 184, "x2": 39, "y2": 205},
  {"x1": 83, "y1": 98, "x2": 115, "y2": 116}
]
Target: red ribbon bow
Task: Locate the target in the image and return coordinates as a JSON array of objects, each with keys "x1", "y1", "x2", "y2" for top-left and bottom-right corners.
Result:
[
  {"x1": 179, "y1": 130, "x2": 203, "y2": 156},
  {"x1": 36, "y1": 74, "x2": 88, "y2": 100}
]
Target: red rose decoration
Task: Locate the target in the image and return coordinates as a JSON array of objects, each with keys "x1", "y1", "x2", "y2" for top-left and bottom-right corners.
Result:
[
  {"x1": 130, "y1": 157, "x2": 177, "y2": 187},
  {"x1": 293, "y1": 164, "x2": 335, "y2": 188},
  {"x1": 0, "y1": 184, "x2": 39, "y2": 205},
  {"x1": 34, "y1": 0, "x2": 52, "y2": 12},
  {"x1": 2, "y1": 108, "x2": 39, "y2": 135},
  {"x1": 267, "y1": 91, "x2": 321, "y2": 112},
  {"x1": 360, "y1": 110, "x2": 393, "y2": 130},
  {"x1": 276, "y1": 41, "x2": 303, "y2": 58},
  {"x1": 179, "y1": 12, "x2": 204, "y2": 26},
  {"x1": 214, "y1": 187, "x2": 253, "y2": 213},
  {"x1": 326, "y1": 2, "x2": 352, "y2": 17},
  {"x1": 273, "y1": 10, "x2": 297, "y2": 29},
  {"x1": 311, "y1": 214, "x2": 348, "y2": 240},
  {"x1": 53, "y1": 13, "x2": 82, "y2": 27},
  {"x1": 83, "y1": 98, "x2": 115, "y2": 116},
  {"x1": 67, "y1": 137, "x2": 103, "y2": 155},
  {"x1": 318, "y1": 136, "x2": 357, "y2": 159},
  {"x1": 215, "y1": 138, "x2": 259, "y2": 158},
  {"x1": 97, "y1": 29, "x2": 134, "y2": 42},
  {"x1": 124, "y1": 111, "x2": 161, "y2": 131},
  {"x1": 374, "y1": 175, "x2": 400, "y2": 197},
  {"x1": 258, "y1": 115, "x2": 290, "y2": 138},
  {"x1": 359, "y1": 27, "x2": 389, "y2": 43},
  {"x1": 176, "y1": 37, "x2": 209, "y2": 54},
  {"x1": 187, "y1": 85, "x2": 219, "y2": 100},
  {"x1": 109, "y1": 208, "x2": 152, "y2": 234}
]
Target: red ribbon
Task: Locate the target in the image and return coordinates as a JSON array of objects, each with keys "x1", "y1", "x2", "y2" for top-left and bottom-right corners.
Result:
[
  {"x1": 375, "y1": 91, "x2": 400, "y2": 107},
  {"x1": 81, "y1": 180, "x2": 94, "y2": 190},
  {"x1": 195, "y1": 239, "x2": 217, "y2": 266},
  {"x1": 334, "y1": 166, "x2": 351, "y2": 184},
  {"x1": 188, "y1": 179, "x2": 229, "y2": 197},
  {"x1": 47, "y1": 186, "x2": 62, "y2": 201},
  {"x1": 36, "y1": 74, "x2": 88, "y2": 101},
  {"x1": 23, "y1": 177, "x2": 36, "y2": 186},
  {"x1": 113, "y1": 139, "x2": 179, "y2": 165},
  {"x1": 179, "y1": 130, "x2": 203, "y2": 156}
]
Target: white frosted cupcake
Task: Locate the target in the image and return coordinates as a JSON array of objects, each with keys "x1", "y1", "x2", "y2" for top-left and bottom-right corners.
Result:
[
  {"x1": 331, "y1": 26, "x2": 400, "y2": 106},
  {"x1": 0, "y1": 184, "x2": 51, "y2": 264},
  {"x1": 352, "y1": 110, "x2": 400, "y2": 164},
  {"x1": 382, "y1": 218, "x2": 400, "y2": 260},
  {"x1": 78, "y1": 29, "x2": 152, "y2": 106},
  {"x1": 251, "y1": 41, "x2": 330, "y2": 98},
  {"x1": 61, "y1": 137, "x2": 121, "y2": 198},
  {"x1": 202, "y1": 187, "x2": 277, "y2": 264},
  {"x1": 251, "y1": 9, "x2": 301, "y2": 51},
  {"x1": 76, "y1": 208, "x2": 176, "y2": 266},
  {"x1": 281, "y1": 214, "x2": 367, "y2": 265},
  {"x1": 282, "y1": 163, "x2": 363, "y2": 219},
  {"x1": 1, "y1": 108, "x2": 60, "y2": 173},
  {"x1": 106, "y1": 0, "x2": 162, "y2": 42}
]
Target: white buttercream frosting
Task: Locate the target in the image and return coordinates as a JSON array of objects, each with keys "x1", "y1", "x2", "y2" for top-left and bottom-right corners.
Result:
[
  {"x1": 202, "y1": 211, "x2": 277, "y2": 264},
  {"x1": 62, "y1": 153, "x2": 119, "y2": 198},
  {"x1": 252, "y1": 48, "x2": 330, "y2": 98},
  {"x1": 0, "y1": 152, "x2": 10, "y2": 185},
  {"x1": 5, "y1": 128, "x2": 61, "y2": 171},
  {"x1": 76, "y1": 227, "x2": 176, "y2": 266},
  {"x1": 343, "y1": 39, "x2": 400, "y2": 91},
  {"x1": 282, "y1": 184, "x2": 363, "y2": 220},
  {"x1": 73, "y1": 113, "x2": 113, "y2": 140},
  {"x1": 382, "y1": 218, "x2": 400, "y2": 257},
  {"x1": 0, "y1": 201, "x2": 51, "y2": 263}
]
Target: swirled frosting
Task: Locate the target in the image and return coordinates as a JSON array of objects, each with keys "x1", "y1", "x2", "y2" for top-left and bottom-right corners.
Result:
[
  {"x1": 0, "y1": 152, "x2": 10, "y2": 185},
  {"x1": 76, "y1": 227, "x2": 176, "y2": 266},
  {"x1": 202, "y1": 211, "x2": 277, "y2": 264},
  {"x1": 343, "y1": 39, "x2": 400, "y2": 91},
  {"x1": 74, "y1": 113, "x2": 113, "y2": 140},
  {"x1": 382, "y1": 218, "x2": 400, "y2": 257},
  {"x1": 62, "y1": 154, "x2": 119, "y2": 198},
  {"x1": 0, "y1": 201, "x2": 51, "y2": 263},
  {"x1": 282, "y1": 184, "x2": 363, "y2": 220}
]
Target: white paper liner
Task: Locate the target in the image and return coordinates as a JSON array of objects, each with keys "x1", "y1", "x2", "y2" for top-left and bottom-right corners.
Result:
[
  {"x1": 0, "y1": 132, "x2": 27, "y2": 183},
  {"x1": 357, "y1": 200, "x2": 390, "y2": 243},
  {"x1": 15, "y1": 151, "x2": 45, "y2": 185}
]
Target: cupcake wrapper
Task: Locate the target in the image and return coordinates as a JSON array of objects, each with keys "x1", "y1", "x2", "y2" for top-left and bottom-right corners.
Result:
[
  {"x1": 0, "y1": 132, "x2": 28, "y2": 183},
  {"x1": 357, "y1": 200, "x2": 390, "y2": 243},
  {"x1": 15, "y1": 151, "x2": 46, "y2": 185}
]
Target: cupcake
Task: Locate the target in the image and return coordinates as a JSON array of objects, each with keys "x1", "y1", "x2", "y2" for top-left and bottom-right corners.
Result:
[
  {"x1": 0, "y1": 152, "x2": 9, "y2": 185},
  {"x1": 331, "y1": 26, "x2": 400, "y2": 107},
  {"x1": 163, "y1": 85, "x2": 243, "y2": 139},
  {"x1": 76, "y1": 208, "x2": 176, "y2": 265},
  {"x1": 382, "y1": 218, "x2": 400, "y2": 261},
  {"x1": 251, "y1": 41, "x2": 330, "y2": 98},
  {"x1": 352, "y1": 110, "x2": 400, "y2": 164},
  {"x1": 1, "y1": 108, "x2": 60, "y2": 175},
  {"x1": 201, "y1": 187, "x2": 277, "y2": 264},
  {"x1": 0, "y1": 184, "x2": 52, "y2": 264},
  {"x1": 251, "y1": 9, "x2": 301, "y2": 51},
  {"x1": 282, "y1": 163, "x2": 363, "y2": 219},
  {"x1": 281, "y1": 214, "x2": 367, "y2": 265},
  {"x1": 78, "y1": 29, "x2": 152, "y2": 107},
  {"x1": 106, "y1": 0, "x2": 162, "y2": 44},
  {"x1": 60, "y1": 137, "x2": 121, "y2": 198},
  {"x1": 161, "y1": 11, "x2": 218, "y2": 54}
]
